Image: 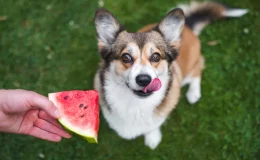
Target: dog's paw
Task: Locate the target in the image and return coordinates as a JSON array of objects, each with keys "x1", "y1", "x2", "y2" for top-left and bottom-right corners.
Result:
[
  {"x1": 144, "y1": 129, "x2": 162, "y2": 150},
  {"x1": 186, "y1": 87, "x2": 201, "y2": 104}
]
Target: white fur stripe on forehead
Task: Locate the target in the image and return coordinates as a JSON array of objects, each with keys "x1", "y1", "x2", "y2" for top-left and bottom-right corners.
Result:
[
  {"x1": 158, "y1": 8, "x2": 185, "y2": 43},
  {"x1": 95, "y1": 9, "x2": 121, "y2": 45}
]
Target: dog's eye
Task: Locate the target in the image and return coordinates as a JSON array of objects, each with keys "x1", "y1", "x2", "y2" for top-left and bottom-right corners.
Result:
[
  {"x1": 150, "y1": 53, "x2": 161, "y2": 62},
  {"x1": 121, "y1": 53, "x2": 133, "y2": 63}
]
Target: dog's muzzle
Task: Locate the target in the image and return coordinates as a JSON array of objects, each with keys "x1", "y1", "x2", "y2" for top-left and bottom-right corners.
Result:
[{"x1": 132, "y1": 75, "x2": 162, "y2": 98}]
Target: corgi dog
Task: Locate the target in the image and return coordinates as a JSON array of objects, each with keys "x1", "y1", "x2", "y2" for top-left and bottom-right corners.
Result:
[{"x1": 94, "y1": 1, "x2": 247, "y2": 149}]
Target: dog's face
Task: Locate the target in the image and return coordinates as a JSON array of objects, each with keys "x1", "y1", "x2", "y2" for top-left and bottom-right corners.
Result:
[{"x1": 95, "y1": 8, "x2": 184, "y2": 98}]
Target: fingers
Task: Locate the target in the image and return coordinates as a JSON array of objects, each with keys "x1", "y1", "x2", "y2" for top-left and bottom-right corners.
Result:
[
  {"x1": 1, "y1": 89, "x2": 60, "y2": 118},
  {"x1": 28, "y1": 127, "x2": 62, "y2": 142},
  {"x1": 38, "y1": 110, "x2": 63, "y2": 129},
  {"x1": 34, "y1": 119, "x2": 71, "y2": 139},
  {"x1": 18, "y1": 109, "x2": 71, "y2": 142},
  {"x1": 26, "y1": 91, "x2": 61, "y2": 118},
  {"x1": 38, "y1": 110, "x2": 71, "y2": 138}
]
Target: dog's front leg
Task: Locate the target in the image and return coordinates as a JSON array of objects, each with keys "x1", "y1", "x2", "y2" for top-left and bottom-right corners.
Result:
[{"x1": 144, "y1": 128, "x2": 162, "y2": 150}]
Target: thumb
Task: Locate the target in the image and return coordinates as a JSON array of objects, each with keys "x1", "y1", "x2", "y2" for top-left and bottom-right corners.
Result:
[{"x1": 26, "y1": 91, "x2": 61, "y2": 118}]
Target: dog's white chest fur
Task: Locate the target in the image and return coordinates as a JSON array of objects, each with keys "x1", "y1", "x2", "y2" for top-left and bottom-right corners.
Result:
[{"x1": 100, "y1": 72, "x2": 168, "y2": 139}]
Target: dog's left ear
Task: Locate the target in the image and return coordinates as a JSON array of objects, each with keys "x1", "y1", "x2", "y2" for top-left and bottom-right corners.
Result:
[
  {"x1": 95, "y1": 8, "x2": 124, "y2": 59},
  {"x1": 155, "y1": 8, "x2": 185, "y2": 46}
]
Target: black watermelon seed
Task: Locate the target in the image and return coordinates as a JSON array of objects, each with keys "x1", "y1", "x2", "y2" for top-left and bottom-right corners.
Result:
[
  {"x1": 64, "y1": 96, "x2": 68, "y2": 100},
  {"x1": 84, "y1": 106, "x2": 88, "y2": 110},
  {"x1": 79, "y1": 104, "x2": 84, "y2": 108},
  {"x1": 80, "y1": 114, "x2": 85, "y2": 118}
]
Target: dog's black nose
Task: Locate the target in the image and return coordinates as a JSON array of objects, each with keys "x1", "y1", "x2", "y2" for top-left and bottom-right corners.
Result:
[{"x1": 136, "y1": 74, "x2": 152, "y2": 87}]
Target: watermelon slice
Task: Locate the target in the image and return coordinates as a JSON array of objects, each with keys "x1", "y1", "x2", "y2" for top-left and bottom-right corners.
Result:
[{"x1": 48, "y1": 90, "x2": 99, "y2": 143}]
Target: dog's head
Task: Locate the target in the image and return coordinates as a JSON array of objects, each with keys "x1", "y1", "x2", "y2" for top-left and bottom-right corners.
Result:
[{"x1": 95, "y1": 8, "x2": 184, "y2": 98}]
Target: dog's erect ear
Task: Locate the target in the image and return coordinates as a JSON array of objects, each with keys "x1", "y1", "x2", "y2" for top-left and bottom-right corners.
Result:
[
  {"x1": 155, "y1": 8, "x2": 185, "y2": 45},
  {"x1": 95, "y1": 8, "x2": 124, "y2": 56}
]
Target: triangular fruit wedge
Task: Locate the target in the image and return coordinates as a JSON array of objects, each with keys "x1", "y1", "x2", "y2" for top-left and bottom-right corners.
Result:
[{"x1": 48, "y1": 90, "x2": 99, "y2": 143}]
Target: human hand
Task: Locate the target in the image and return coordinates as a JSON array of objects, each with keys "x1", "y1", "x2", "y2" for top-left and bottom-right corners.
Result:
[{"x1": 0, "y1": 89, "x2": 71, "y2": 142}]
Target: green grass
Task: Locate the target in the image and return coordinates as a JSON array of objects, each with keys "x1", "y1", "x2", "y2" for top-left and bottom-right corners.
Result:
[{"x1": 0, "y1": 0, "x2": 259, "y2": 159}]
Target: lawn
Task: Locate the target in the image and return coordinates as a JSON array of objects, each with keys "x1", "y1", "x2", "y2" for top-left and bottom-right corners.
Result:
[{"x1": 0, "y1": 0, "x2": 259, "y2": 159}]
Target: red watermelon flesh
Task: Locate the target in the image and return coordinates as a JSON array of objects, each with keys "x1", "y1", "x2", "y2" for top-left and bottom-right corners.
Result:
[{"x1": 48, "y1": 90, "x2": 99, "y2": 143}]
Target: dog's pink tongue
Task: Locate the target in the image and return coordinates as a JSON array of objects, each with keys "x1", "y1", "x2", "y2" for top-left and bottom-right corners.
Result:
[{"x1": 142, "y1": 78, "x2": 162, "y2": 93}]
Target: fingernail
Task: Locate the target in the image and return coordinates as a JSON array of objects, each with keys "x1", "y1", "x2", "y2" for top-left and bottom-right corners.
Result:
[
  {"x1": 55, "y1": 136, "x2": 62, "y2": 141},
  {"x1": 54, "y1": 109, "x2": 61, "y2": 118},
  {"x1": 66, "y1": 133, "x2": 72, "y2": 138}
]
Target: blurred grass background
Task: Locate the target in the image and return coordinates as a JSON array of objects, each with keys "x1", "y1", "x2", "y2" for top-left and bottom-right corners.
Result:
[{"x1": 0, "y1": 0, "x2": 259, "y2": 159}]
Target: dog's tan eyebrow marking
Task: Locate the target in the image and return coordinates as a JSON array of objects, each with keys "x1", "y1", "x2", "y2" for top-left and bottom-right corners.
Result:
[
  {"x1": 120, "y1": 46, "x2": 132, "y2": 54},
  {"x1": 128, "y1": 48, "x2": 132, "y2": 53},
  {"x1": 150, "y1": 48, "x2": 154, "y2": 54},
  {"x1": 153, "y1": 44, "x2": 167, "y2": 59},
  {"x1": 119, "y1": 42, "x2": 140, "y2": 60},
  {"x1": 143, "y1": 42, "x2": 162, "y2": 57}
]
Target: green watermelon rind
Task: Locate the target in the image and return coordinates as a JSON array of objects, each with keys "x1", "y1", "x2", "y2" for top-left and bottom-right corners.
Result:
[
  {"x1": 58, "y1": 117, "x2": 98, "y2": 143},
  {"x1": 48, "y1": 93, "x2": 98, "y2": 144}
]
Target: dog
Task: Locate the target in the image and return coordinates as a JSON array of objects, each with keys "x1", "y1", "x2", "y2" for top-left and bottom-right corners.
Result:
[{"x1": 94, "y1": 1, "x2": 247, "y2": 149}]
